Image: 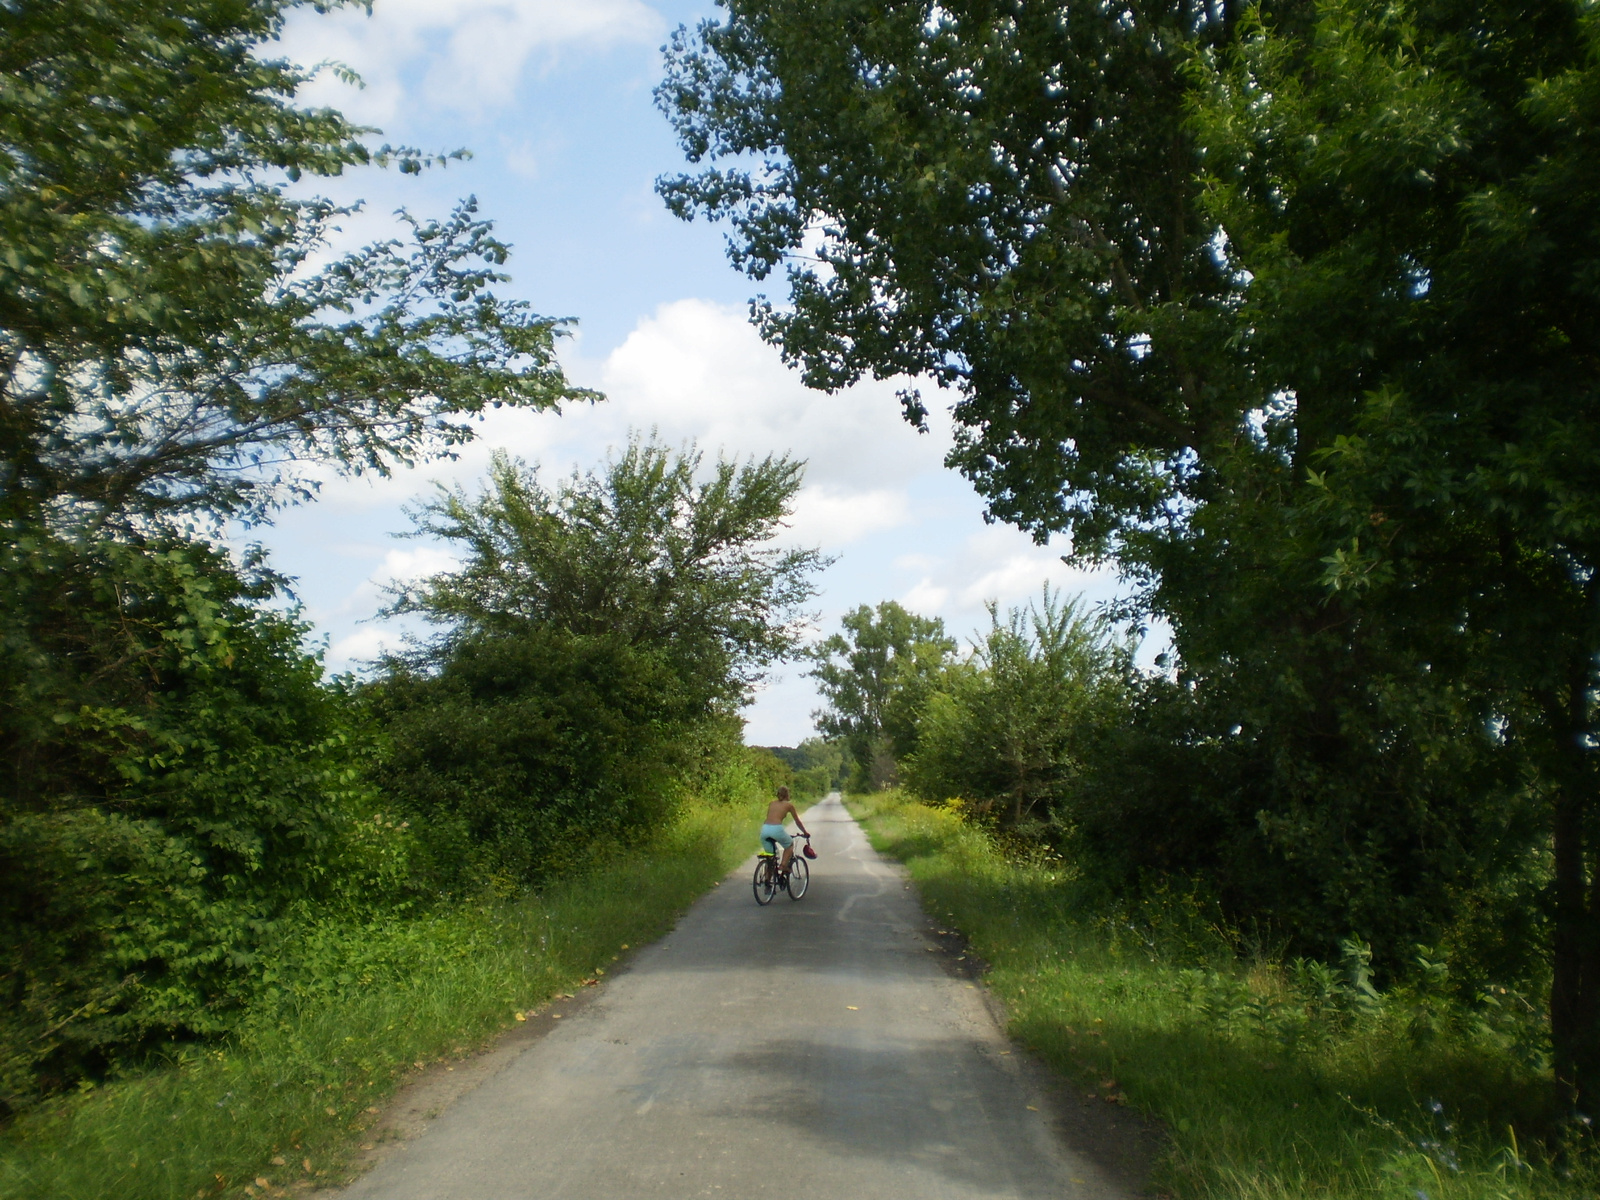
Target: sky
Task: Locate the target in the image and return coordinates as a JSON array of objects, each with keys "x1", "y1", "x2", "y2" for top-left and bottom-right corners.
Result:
[{"x1": 261, "y1": 0, "x2": 1129, "y2": 746}]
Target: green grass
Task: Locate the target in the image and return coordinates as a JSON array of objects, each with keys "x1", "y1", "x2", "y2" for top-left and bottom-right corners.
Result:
[
  {"x1": 0, "y1": 798, "x2": 759, "y2": 1200},
  {"x1": 845, "y1": 789, "x2": 1594, "y2": 1200}
]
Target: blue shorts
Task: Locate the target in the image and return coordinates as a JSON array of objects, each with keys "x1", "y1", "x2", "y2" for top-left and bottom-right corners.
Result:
[{"x1": 760, "y1": 823, "x2": 793, "y2": 855}]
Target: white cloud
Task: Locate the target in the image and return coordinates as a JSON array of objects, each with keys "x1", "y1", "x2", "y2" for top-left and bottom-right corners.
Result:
[
  {"x1": 279, "y1": 0, "x2": 663, "y2": 122},
  {"x1": 381, "y1": 545, "x2": 461, "y2": 583},
  {"x1": 899, "y1": 578, "x2": 950, "y2": 615},
  {"x1": 329, "y1": 625, "x2": 404, "y2": 663},
  {"x1": 270, "y1": 301, "x2": 954, "y2": 546},
  {"x1": 317, "y1": 545, "x2": 462, "y2": 669},
  {"x1": 892, "y1": 525, "x2": 1117, "y2": 635},
  {"x1": 784, "y1": 485, "x2": 912, "y2": 547},
  {"x1": 587, "y1": 298, "x2": 950, "y2": 491},
  {"x1": 317, "y1": 544, "x2": 460, "y2": 623}
]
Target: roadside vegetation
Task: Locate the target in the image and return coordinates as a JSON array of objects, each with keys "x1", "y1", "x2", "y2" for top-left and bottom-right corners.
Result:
[
  {"x1": 814, "y1": 588, "x2": 1594, "y2": 1191},
  {"x1": 668, "y1": 0, "x2": 1600, "y2": 1150},
  {"x1": 0, "y1": 4, "x2": 829, "y2": 1196},
  {"x1": 0, "y1": 774, "x2": 773, "y2": 1200},
  {"x1": 849, "y1": 788, "x2": 1592, "y2": 1200}
]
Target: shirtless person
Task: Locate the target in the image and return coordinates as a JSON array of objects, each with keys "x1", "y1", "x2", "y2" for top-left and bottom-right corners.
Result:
[{"x1": 760, "y1": 785, "x2": 810, "y2": 874}]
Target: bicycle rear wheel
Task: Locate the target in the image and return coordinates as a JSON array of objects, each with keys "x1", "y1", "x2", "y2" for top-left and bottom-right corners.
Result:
[
  {"x1": 786, "y1": 856, "x2": 809, "y2": 900},
  {"x1": 753, "y1": 858, "x2": 777, "y2": 905}
]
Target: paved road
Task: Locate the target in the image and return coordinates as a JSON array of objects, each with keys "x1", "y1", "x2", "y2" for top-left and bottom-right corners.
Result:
[{"x1": 341, "y1": 795, "x2": 1135, "y2": 1199}]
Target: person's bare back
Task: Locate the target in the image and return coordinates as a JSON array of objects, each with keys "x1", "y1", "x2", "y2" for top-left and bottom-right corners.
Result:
[{"x1": 765, "y1": 796, "x2": 798, "y2": 824}]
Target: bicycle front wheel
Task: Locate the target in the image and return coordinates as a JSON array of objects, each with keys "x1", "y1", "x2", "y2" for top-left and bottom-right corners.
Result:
[
  {"x1": 786, "y1": 856, "x2": 809, "y2": 900},
  {"x1": 753, "y1": 858, "x2": 777, "y2": 905}
]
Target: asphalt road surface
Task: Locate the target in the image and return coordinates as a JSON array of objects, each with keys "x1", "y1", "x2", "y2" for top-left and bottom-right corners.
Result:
[{"x1": 340, "y1": 794, "x2": 1138, "y2": 1200}]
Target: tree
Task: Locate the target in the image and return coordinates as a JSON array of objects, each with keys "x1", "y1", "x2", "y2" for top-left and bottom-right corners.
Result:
[
  {"x1": 372, "y1": 437, "x2": 826, "y2": 882},
  {"x1": 656, "y1": 0, "x2": 1245, "y2": 551},
  {"x1": 0, "y1": 0, "x2": 589, "y2": 1104},
  {"x1": 658, "y1": 0, "x2": 1600, "y2": 1110},
  {"x1": 2, "y1": 0, "x2": 588, "y2": 532},
  {"x1": 809, "y1": 601, "x2": 955, "y2": 786},
  {"x1": 392, "y1": 438, "x2": 825, "y2": 712},
  {"x1": 1187, "y1": 0, "x2": 1600, "y2": 1108},
  {"x1": 905, "y1": 589, "x2": 1128, "y2": 830}
]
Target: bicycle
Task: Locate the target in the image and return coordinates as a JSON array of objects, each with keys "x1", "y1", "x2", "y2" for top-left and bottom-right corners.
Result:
[{"x1": 752, "y1": 833, "x2": 811, "y2": 905}]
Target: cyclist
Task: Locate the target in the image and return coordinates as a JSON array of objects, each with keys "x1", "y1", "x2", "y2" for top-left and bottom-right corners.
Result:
[{"x1": 759, "y1": 785, "x2": 810, "y2": 877}]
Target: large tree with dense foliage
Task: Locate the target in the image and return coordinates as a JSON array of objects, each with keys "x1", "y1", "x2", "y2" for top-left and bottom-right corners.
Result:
[
  {"x1": 1, "y1": 0, "x2": 588, "y2": 1105},
  {"x1": 659, "y1": 0, "x2": 1600, "y2": 1111},
  {"x1": 1, "y1": 0, "x2": 587, "y2": 531},
  {"x1": 372, "y1": 438, "x2": 824, "y2": 884}
]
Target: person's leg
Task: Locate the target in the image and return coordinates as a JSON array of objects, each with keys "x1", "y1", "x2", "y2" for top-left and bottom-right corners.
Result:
[
  {"x1": 759, "y1": 825, "x2": 784, "y2": 875},
  {"x1": 776, "y1": 827, "x2": 794, "y2": 872}
]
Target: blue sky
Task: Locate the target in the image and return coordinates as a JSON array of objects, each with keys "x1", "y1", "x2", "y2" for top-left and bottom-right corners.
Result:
[{"x1": 264, "y1": 0, "x2": 1125, "y2": 745}]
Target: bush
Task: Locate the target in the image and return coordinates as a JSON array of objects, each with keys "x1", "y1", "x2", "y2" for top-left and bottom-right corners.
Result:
[
  {"x1": 363, "y1": 629, "x2": 695, "y2": 890},
  {"x1": 903, "y1": 588, "x2": 1129, "y2": 833},
  {"x1": 0, "y1": 534, "x2": 374, "y2": 1109}
]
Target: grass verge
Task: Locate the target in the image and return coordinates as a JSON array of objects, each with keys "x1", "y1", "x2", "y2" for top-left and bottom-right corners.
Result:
[
  {"x1": 0, "y1": 797, "x2": 760, "y2": 1200},
  {"x1": 845, "y1": 789, "x2": 1593, "y2": 1200}
]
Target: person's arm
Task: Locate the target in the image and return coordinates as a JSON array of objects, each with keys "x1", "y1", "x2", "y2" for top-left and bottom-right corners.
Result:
[{"x1": 789, "y1": 801, "x2": 809, "y2": 837}]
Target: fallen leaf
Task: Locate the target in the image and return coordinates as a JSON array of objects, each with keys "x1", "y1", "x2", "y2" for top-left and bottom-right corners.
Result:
[
  {"x1": 360, "y1": 1144, "x2": 375, "y2": 1151},
  {"x1": 595, "y1": 968, "x2": 606, "y2": 976},
  {"x1": 413, "y1": 1061, "x2": 424, "y2": 1069},
  {"x1": 846, "y1": 1006, "x2": 859, "y2": 1011},
  {"x1": 365, "y1": 1106, "x2": 379, "y2": 1114},
  {"x1": 620, "y1": 944, "x2": 629, "y2": 950},
  {"x1": 1100, "y1": 1079, "x2": 1117, "y2": 1090},
  {"x1": 1026, "y1": 1105, "x2": 1038, "y2": 1111},
  {"x1": 256, "y1": 1179, "x2": 270, "y2": 1188},
  {"x1": 270, "y1": 1156, "x2": 286, "y2": 1166},
  {"x1": 1085, "y1": 1093, "x2": 1097, "y2": 1100},
  {"x1": 324, "y1": 1106, "x2": 336, "y2": 1116},
  {"x1": 514, "y1": 1011, "x2": 526, "y2": 1021},
  {"x1": 302, "y1": 1159, "x2": 312, "y2": 1172},
  {"x1": 553, "y1": 1013, "x2": 563, "y2": 1019}
]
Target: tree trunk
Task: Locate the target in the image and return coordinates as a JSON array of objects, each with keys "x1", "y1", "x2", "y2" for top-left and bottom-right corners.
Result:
[{"x1": 1550, "y1": 670, "x2": 1600, "y2": 1117}]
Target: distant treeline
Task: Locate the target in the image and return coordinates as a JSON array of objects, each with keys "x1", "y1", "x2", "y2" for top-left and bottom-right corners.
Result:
[{"x1": 756, "y1": 742, "x2": 846, "y2": 801}]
